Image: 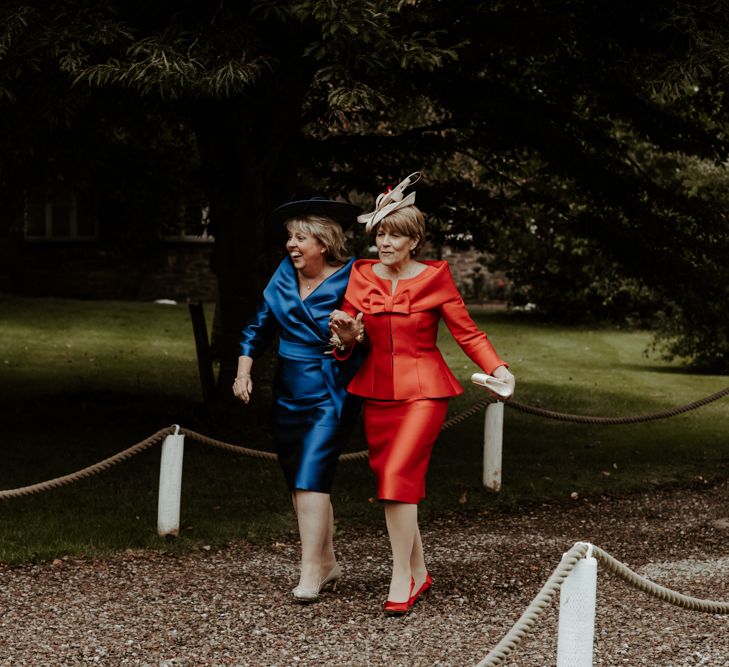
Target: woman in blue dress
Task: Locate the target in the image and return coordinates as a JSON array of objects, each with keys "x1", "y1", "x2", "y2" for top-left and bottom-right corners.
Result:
[{"x1": 233, "y1": 197, "x2": 363, "y2": 603}]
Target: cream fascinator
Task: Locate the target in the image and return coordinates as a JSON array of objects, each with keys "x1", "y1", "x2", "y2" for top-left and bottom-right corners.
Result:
[{"x1": 357, "y1": 172, "x2": 421, "y2": 232}]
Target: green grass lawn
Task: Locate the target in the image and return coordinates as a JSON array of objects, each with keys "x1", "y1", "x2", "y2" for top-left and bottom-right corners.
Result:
[{"x1": 1, "y1": 294, "x2": 728, "y2": 563}]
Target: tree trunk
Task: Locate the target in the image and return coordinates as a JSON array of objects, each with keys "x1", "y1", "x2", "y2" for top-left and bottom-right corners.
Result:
[{"x1": 190, "y1": 58, "x2": 315, "y2": 425}]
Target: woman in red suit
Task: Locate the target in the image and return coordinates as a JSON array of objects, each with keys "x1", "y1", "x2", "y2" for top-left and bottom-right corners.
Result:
[{"x1": 330, "y1": 173, "x2": 515, "y2": 615}]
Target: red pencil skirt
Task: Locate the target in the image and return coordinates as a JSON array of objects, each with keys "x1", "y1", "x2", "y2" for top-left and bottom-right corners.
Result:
[{"x1": 364, "y1": 397, "x2": 449, "y2": 503}]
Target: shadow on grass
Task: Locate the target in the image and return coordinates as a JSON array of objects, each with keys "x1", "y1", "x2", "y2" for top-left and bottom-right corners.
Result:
[{"x1": 621, "y1": 363, "x2": 729, "y2": 377}]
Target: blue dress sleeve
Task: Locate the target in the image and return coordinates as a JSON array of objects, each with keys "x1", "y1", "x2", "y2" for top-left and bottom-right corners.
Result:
[{"x1": 239, "y1": 299, "x2": 279, "y2": 358}]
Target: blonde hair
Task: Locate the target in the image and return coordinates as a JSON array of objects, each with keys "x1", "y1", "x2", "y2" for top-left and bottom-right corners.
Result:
[
  {"x1": 286, "y1": 215, "x2": 349, "y2": 265},
  {"x1": 377, "y1": 205, "x2": 426, "y2": 255}
]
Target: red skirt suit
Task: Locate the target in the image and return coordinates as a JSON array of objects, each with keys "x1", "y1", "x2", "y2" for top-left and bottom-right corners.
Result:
[{"x1": 337, "y1": 260, "x2": 507, "y2": 503}]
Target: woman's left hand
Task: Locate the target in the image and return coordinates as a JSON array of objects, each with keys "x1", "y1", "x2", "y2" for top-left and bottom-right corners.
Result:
[{"x1": 491, "y1": 365, "x2": 516, "y2": 399}]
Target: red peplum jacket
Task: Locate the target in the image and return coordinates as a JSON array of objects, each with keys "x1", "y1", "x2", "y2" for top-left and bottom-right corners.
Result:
[{"x1": 336, "y1": 260, "x2": 507, "y2": 400}]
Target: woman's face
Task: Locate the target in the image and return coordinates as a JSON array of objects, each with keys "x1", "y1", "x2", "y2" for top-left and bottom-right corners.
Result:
[
  {"x1": 375, "y1": 228, "x2": 418, "y2": 268},
  {"x1": 286, "y1": 227, "x2": 326, "y2": 271}
]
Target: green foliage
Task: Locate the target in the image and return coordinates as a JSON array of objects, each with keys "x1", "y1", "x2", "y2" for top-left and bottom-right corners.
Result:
[
  {"x1": 76, "y1": 31, "x2": 273, "y2": 100},
  {"x1": 2, "y1": 0, "x2": 729, "y2": 371},
  {"x1": 653, "y1": 308, "x2": 729, "y2": 372},
  {"x1": 308, "y1": 0, "x2": 729, "y2": 370},
  {"x1": 64, "y1": 0, "x2": 456, "y2": 106}
]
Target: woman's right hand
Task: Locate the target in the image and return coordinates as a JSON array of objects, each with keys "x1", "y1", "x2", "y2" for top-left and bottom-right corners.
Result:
[
  {"x1": 491, "y1": 365, "x2": 516, "y2": 399},
  {"x1": 232, "y1": 375, "x2": 253, "y2": 403}
]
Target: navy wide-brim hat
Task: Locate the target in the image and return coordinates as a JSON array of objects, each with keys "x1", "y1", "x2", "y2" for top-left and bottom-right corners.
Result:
[{"x1": 269, "y1": 197, "x2": 363, "y2": 230}]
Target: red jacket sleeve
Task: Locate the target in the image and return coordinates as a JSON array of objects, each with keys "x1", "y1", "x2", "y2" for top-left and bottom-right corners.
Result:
[{"x1": 438, "y1": 273, "x2": 507, "y2": 375}]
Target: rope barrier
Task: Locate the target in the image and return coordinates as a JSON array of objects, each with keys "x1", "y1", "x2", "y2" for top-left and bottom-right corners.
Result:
[
  {"x1": 1, "y1": 385, "x2": 727, "y2": 500},
  {"x1": 475, "y1": 542, "x2": 729, "y2": 667},
  {"x1": 442, "y1": 398, "x2": 494, "y2": 430},
  {"x1": 592, "y1": 544, "x2": 729, "y2": 614},
  {"x1": 179, "y1": 428, "x2": 279, "y2": 461},
  {"x1": 176, "y1": 429, "x2": 371, "y2": 462},
  {"x1": 0, "y1": 396, "x2": 502, "y2": 499},
  {"x1": 0, "y1": 427, "x2": 174, "y2": 501},
  {"x1": 505, "y1": 385, "x2": 729, "y2": 424},
  {"x1": 476, "y1": 542, "x2": 588, "y2": 667}
]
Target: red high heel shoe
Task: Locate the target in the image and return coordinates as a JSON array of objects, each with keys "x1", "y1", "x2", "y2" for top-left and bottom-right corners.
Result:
[
  {"x1": 408, "y1": 572, "x2": 433, "y2": 607},
  {"x1": 384, "y1": 578, "x2": 415, "y2": 616},
  {"x1": 409, "y1": 572, "x2": 433, "y2": 606}
]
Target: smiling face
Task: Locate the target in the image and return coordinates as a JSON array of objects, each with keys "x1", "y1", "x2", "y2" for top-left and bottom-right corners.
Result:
[
  {"x1": 375, "y1": 227, "x2": 419, "y2": 270},
  {"x1": 285, "y1": 224, "x2": 326, "y2": 273}
]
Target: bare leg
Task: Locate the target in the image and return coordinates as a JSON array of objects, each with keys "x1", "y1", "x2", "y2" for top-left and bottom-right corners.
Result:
[
  {"x1": 293, "y1": 493, "x2": 337, "y2": 576},
  {"x1": 293, "y1": 490, "x2": 332, "y2": 590},
  {"x1": 319, "y1": 500, "x2": 337, "y2": 574},
  {"x1": 410, "y1": 522, "x2": 428, "y2": 592},
  {"x1": 384, "y1": 501, "x2": 418, "y2": 602}
]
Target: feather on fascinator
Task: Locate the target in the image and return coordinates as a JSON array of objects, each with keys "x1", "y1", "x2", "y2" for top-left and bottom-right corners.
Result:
[{"x1": 357, "y1": 172, "x2": 421, "y2": 232}]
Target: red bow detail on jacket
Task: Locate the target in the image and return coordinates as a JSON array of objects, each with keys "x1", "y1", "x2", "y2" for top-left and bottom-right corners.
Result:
[{"x1": 366, "y1": 292, "x2": 411, "y2": 314}]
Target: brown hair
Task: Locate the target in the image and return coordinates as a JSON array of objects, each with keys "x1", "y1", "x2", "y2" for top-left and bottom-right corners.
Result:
[
  {"x1": 377, "y1": 205, "x2": 426, "y2": 255},
  {"x1": 285, "y1": 215, "x2": 349, "y2": 265}
]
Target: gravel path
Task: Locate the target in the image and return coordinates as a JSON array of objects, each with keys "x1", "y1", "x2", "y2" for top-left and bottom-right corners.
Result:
[{"x1": 2, "y1": 481, "x2": 729, "y2": 666}]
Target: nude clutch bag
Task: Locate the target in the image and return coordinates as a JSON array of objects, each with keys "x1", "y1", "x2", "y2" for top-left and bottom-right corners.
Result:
[{"x1": 470, "y1": 372, "x2": 514, "y2": 399}]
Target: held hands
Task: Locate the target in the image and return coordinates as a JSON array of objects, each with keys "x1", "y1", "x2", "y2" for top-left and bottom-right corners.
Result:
[{"x1": 328, "y1": 310, "x2": 364, "y2": 347}]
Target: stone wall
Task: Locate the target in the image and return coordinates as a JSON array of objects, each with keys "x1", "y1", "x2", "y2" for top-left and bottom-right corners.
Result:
[
  {"x1": 5, "y1": 240, "x2": 217, "y2": 302},
  {"x1": 433, "y1": 247, "x2": 510, "y2": 304},
  {"x1": 1, "y1": 239, "x2": 509, "y2": 304}
]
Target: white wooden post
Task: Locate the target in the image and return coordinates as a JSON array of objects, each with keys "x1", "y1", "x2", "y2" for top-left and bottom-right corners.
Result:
[
  {"x1": 483, "y1": 401, "x2": 504, "y2": 492},
  {"x1": 557, "y1": 544, "x2": 597, "y2": 667},
  {"x1": 157, "y1": 425, "x2": 185, "y2": 537}
]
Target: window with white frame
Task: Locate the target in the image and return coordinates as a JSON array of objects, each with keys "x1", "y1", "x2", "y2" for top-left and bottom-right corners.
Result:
[{"x1": 25, "y1": 192, "x2": 97, "y2": 240}]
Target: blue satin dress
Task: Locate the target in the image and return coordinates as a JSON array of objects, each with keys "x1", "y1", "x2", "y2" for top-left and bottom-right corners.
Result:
[{"x1": 239, "y1": 257, "x2": 362, "y2": 493}]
